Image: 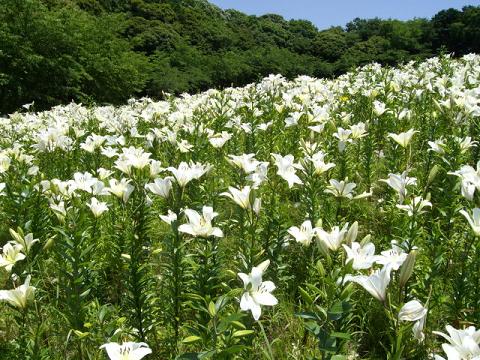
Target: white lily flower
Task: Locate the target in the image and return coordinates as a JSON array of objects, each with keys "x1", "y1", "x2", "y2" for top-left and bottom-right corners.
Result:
[
  {"x1": 455, "y1": 136, "x2": 478, "y2": 154},
  {"x1": 398, "y1": 300, "x2": 427, "y2": 322},
  {"x1": 459, "y1": 208, "x2": 480, "y2": 236},
  {"x1": 449, "y1": 161, "x2": 480, "y2": 201},
  {"x1": 433, "y1": 325, "x2": 480, "y2": 360},
  {"x1": 271, "y1": 153, "x2": 303, "y2": 188},
  {"x1": 167, "y1": 162, "x2": 211, "y2": 187},
  {"x1": 100, "y1": 341, "x2": 152, "y2": 360},
  {"x1": 413, "y1": 312, "x2": 427, "y2": 342},
  {"x1": 108, "y1": 178, "x2": 135, "y2": 203},
  {"x1": 9, "y1": 229, "x2": 39, "y2": 253},
  {"x1": 324, "y1": 179, "x2": 357, "y2": 199},
  {"x1": 246, "y1": 162, "x2": 269, "y2": 189},
  {"x1": 428, "y1": 139, "x2": 446, "y2": 154},
  {"x1": 0, "y1": 275, "x2": 36, "y2": 309},
  {"x1": 145, "y1": 177, "x2": 172, "y2": 198},
  {"x1": 376, "y1": 240, "x2": 408, "y2": 270},
  {"x1": 316, "y1": 224, "x2": 348, "y2": 251},
  {"x1": 227, "y1": 154, "x2": 260, "y2": 174},
  {"x1": 342, "y1": 242, "x2": 376, "y2": 270},
  {"x1": 221, "y1": 186, "x2": 252, "y2": 210},
  {"x1": 388, "y1": 129, "x2": 418, "y2": 148},
  {"x1": 288, "y1": 220, "x2": 316, "y2": 246},
  {"x1": 208, "y1": 131, "x2": 231, "y2": 148},
  {"x1": 309, "y1": 151, "x2": 335, "y2": 175},
  {"x1": 238, "y1": 260, "x2": 278, "y2": 321},
  {"x1": 350, "y1": 122, "x2": 368, "y2": 139},
  {"x1": 344, "y1": 265, "x2": 392, "y2": 302},
  {"x1": 396, "y1": 196, "x2": 432, "y2": 216},
  {"x1": 333, "y1": 127, "x2": 352, "y2": 152},
  {"x1": 379, "y1": 172, "x2": 417, "y2": 204},
  {"x1": 87, "y1": 197, "x2": 109, "y2": 218},
  {"x1": 178, "y1": 206, "x2": 223, "y2": 238},
  {"x1": 0, "y1": 243, "x2": 26, "y2": 272},
  {"x1": 160, "y1": 210, "x2": 177, "y2": 225}
]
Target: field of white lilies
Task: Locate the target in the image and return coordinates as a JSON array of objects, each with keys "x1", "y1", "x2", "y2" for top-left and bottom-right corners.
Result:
[{"x1": 0, "y1": 54, "x2": 480, "y2": 359}]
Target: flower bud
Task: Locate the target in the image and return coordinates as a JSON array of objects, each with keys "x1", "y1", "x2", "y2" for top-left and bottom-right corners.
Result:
[
  {"x1": 315, "y1": 260, "x2": 325, "y2": 278},
  {"x1": 399, "y1": 248, "x2": 417, "y2": 288},
  {"x1": 345, "y1": 222, "x2": 358, "y2": 245}
]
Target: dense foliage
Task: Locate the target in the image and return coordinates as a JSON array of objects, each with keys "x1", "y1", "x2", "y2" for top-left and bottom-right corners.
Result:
[
  {"x1": 0, "y1": 54, "x2": 479, "y2": 359},
  {"x1": 1, "y1": 0, "x2": 480, "y2": 113}
]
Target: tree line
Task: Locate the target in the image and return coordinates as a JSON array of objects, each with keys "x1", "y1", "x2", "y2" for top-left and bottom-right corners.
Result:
[{"x1": 1, "y1": 0, "x2": 479, "y2": 113}]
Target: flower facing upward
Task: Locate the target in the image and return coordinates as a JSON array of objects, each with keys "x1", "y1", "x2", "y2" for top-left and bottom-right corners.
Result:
[
  {"x1": 100, "y1": 341, "x2": 152, "y2": 360},
  {"x1": 271, "y1": 153, "x2": 303, "y2": 188},
  {"x1": 0, "y1": 275, "x2": 36, "y2": 309},
  {"x1": 388, "y1": 129, "x2": 418, "y2": 148},
  {"x1": 145, "y1": 177, "x2": 172, "y2": 198},
  {"x1": 379, "y1": 172, "x2": 417, "y2": 204},
  {"x1": 167, "y1": 162, "x2": 211, "y2": 187},
  {"x1": 0, "y1": 242, "x2": 26, "y2": 272},
  {"x1": 288, "y1": 220, "x2": 317, "y2": 246},
  {"x1": 324, "y1": 179, "x2": 357, "y2": 199},
  {"x1": 227, "y1": 153, "x2": 260, "y2": 174},
  {"x1": 316, "y1": 224, "x2": 348, "y2": 251},
  {"x1": 342, "y1": 242, "x2": 377, "y2": 270},
  {"x1": 221, "y1": 186, "x2": 252, "y2": 210},
  {"x1": 433, "y1": 325, "x2": 480, "y2": 360},
  {"x1": 178, "y1": 206, "x2": 223, "y2": 238},
  {"x1": 87, "y1": 197, "x2": 109, "y2": 218},
  {"x1": 238, "y1": 260, "x2": 278, "y2": 321},
  {"x1": 376, "y1": 240, "x2": 408, "y2": 270}
]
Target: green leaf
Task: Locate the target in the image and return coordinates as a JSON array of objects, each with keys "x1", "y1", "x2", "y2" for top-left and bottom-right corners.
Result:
[
  {"x1": 299, "y1": 287, "x2": 314, "y2": 305},
  {"x1": 328, "y1": 301, "x2": 352, "y2": 320},
  {"x1": 232, "y1": 330, "x2": 255, "y2": 337},
  {"x1": 330, "y1": 332, "x2": 351, "y2": 340},
  {"x1": 182, "y1": 336, "x2": 202, "y2": 344}
]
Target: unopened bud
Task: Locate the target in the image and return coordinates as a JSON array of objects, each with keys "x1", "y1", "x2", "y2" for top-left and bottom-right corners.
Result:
[
  {"x1": 399, "y1": 248, "x2": 417, "y2": 288},
  {"x1": 316, "y1": 260, "x2": 325, "y2": 277},
  {"x1": 43, "y1": 237, "x2": 55, "y2": 251},
  {"x1": 427, "y1": 165, "x2": 440, "y2": 186},
  {"x1": 345, "y1": 222, "x2": 358, "y2": 245},
  {"x1": 360, "y1": 234, "x2": 372, "y2": 246}
]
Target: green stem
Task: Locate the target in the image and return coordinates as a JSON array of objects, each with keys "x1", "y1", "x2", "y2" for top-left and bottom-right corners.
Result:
[{"x1": 258, "y1": 320, "x2": 275, "y2": 360}]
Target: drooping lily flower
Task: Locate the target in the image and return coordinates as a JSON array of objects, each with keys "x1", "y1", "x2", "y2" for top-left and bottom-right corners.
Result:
[
  {"x1": 344, "y1": 265, "x2": 392, "y2": 302},
  {"x1": 459, "y1": 208, "x2": 480, "y2": 236}
]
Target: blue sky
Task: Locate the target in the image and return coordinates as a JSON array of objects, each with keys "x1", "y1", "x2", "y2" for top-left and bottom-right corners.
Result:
[{"x1": 209, "y1": 0, "x2": 480, "y2": 30}]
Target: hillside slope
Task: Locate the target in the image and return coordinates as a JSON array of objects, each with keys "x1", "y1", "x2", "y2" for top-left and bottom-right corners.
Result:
[{"x1": 0, "y1": 0, "x2": 479, "y2": 113}]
